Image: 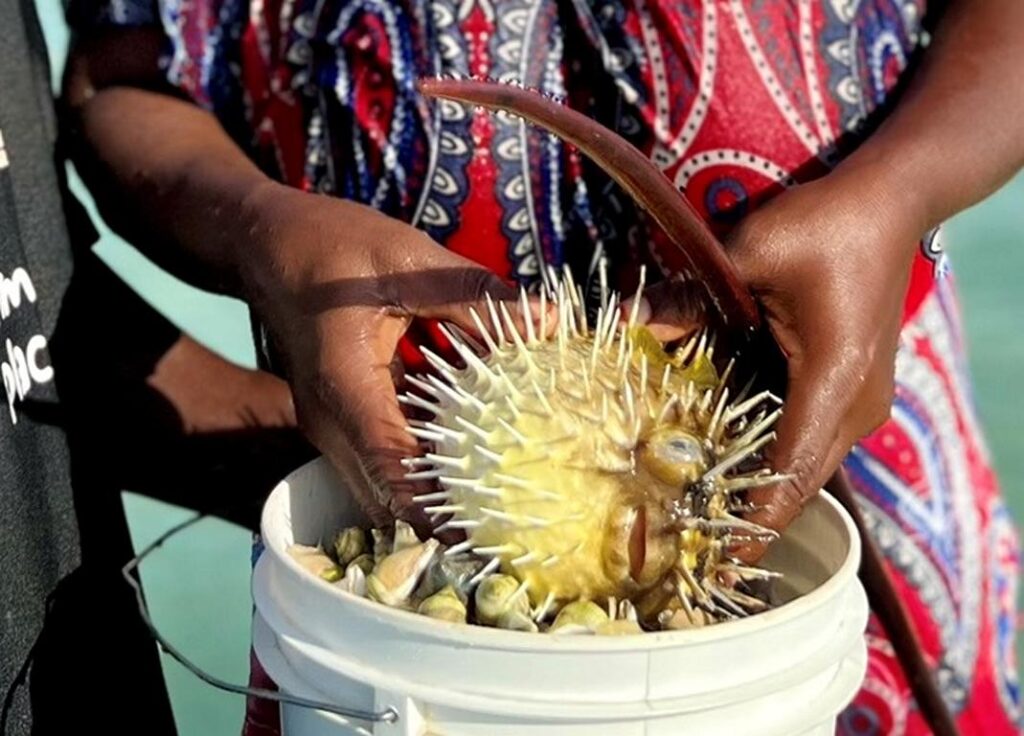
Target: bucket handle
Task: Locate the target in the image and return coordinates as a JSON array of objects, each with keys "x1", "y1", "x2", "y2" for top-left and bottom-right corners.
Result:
[{"x1": 121, "y1": 513, "x2": 401, "y2": 727}]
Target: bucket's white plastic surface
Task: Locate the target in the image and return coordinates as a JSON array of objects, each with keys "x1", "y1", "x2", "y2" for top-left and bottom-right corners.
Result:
[{"x1": 253, "y1": 458, "x2": 868, "y2": 735}]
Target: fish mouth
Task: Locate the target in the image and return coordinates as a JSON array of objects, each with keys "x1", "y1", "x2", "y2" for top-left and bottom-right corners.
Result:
[{"x1": 628, "y1": 505, "x2": 647, "y2": 581}]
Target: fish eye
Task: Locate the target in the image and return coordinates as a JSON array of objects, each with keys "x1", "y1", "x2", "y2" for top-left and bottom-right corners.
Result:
[
  {"x1": 665, "y1": 436, "x2": 704, "y2": 463},
  {"x1": 639, "y1": 429, "x2": 708, "y2": 487}
]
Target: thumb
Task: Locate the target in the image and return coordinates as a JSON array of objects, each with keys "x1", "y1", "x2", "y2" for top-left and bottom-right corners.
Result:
[
  {"x1": 621, "y1": 278, "x2": 704, "y2": 342},
  {"x1": 399, "y1": 261, "x2": 556, "y2": 346}
]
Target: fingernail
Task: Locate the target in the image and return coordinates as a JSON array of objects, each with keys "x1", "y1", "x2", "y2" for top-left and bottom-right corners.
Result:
[
  {"x1": 524, "y1": 295, "x2": 552, "y2": 313},
  {"x1": 620, "y1": 296, "x2": 651, "y2": 325},
  {"x1": 637, "y1": 297, "x2": 651, "y2": 324},
  {"x1": 525, "y1": 296, "x2": 559, "y2": 334}
]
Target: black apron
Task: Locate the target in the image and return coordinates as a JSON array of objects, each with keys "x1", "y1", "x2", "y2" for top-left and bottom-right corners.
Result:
[{"x1": 0, "y1": 0, "x2": 176, "y2": 732}]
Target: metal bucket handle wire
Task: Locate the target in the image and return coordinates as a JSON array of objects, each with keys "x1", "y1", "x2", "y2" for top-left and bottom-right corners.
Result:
[{"x1": 122, "y1": 513, "x2": 400, "y2": 726}]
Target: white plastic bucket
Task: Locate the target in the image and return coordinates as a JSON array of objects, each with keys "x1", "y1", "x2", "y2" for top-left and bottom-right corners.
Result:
[{"x1": 253, "y1": 458, "x2": 868, "y2": 735}]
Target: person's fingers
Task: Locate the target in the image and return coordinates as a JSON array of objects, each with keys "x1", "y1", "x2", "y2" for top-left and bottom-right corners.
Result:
[
  {"x1": 732, "y1": 431, "x2": 853, "y2": 563},
  {"x1": 621, "y1": 279, "x2": 704, "y2": 342},
  {"x1": 732, "y1": 332, "x2": 896, "y2": 562},
  {"x1": 379, "y1": 240, "x2": 556, "y2": 343},
  {"x1": 739, "y1": 343, "x2": 856, "y2": 531},
  {"x1": 294, "y1": 316, "x2": 431, "y2": 533}
]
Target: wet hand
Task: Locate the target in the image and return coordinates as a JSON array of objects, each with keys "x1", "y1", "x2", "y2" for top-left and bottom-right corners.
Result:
[
  {"x1": 238, "y1": 182, "x2": 545, "y2": 530},
  {"x1": 635, "y1": 172, "x2": 922, "y2": 556}
]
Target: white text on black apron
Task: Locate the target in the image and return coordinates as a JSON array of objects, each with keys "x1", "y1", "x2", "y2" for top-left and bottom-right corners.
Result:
[{"x1": 0, "y1": 128, "x2": 56, "y2": 425}]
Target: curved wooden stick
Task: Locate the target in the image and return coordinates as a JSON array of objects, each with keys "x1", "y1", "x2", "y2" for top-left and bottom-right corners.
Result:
[
  {"x1": 416, "y1": 78, "x2": 760, "y2": 331},
  {"x1": 418, "y1": 77, "x2": 959, "y2": 736}
]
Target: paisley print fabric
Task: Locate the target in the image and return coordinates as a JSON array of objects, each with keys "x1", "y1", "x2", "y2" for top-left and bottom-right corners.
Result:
[{"x1": 70, "y1": 0, "x2": 1021, "y2": 732}]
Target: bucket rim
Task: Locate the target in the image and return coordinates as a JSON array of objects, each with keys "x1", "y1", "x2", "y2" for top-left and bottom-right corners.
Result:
[{"x1": 260, "y1": 457, "x2": 861, "y2": 652}]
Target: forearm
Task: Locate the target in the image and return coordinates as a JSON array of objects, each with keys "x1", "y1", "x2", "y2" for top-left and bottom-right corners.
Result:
[
  {"x1": 64, "y1": 30, "x2": 272, "y2": 294},
  {"x1": 835, "y1": 0, "x2": 1024, "y2": 236}
]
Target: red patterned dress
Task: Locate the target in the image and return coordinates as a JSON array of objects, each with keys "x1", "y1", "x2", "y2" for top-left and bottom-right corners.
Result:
[{"x1": 71, "y1": 0, "x2": 1021, "y2": 733}]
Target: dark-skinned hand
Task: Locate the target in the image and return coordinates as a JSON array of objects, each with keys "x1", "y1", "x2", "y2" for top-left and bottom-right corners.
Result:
[{"x1": 631, "y1": 172, "x2": 920, "y2": 558}]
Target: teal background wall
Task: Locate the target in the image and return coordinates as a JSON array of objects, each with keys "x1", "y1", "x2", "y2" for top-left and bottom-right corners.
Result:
[{"x1": 32, "y1": 4, "x2": 1024, "y2": 733}]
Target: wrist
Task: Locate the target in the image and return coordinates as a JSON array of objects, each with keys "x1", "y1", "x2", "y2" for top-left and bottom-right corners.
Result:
[
  {"x1": 235, "y1": 178, "x2": 303, "y2": 303},
  {"x1": 818, "y1": 149, "x2": 932, "y2": 256}
]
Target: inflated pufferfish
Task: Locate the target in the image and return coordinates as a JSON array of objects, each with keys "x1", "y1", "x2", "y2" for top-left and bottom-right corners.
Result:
[{"x1": 401, "y1": 272, "x2": 786, "y2": 625}]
